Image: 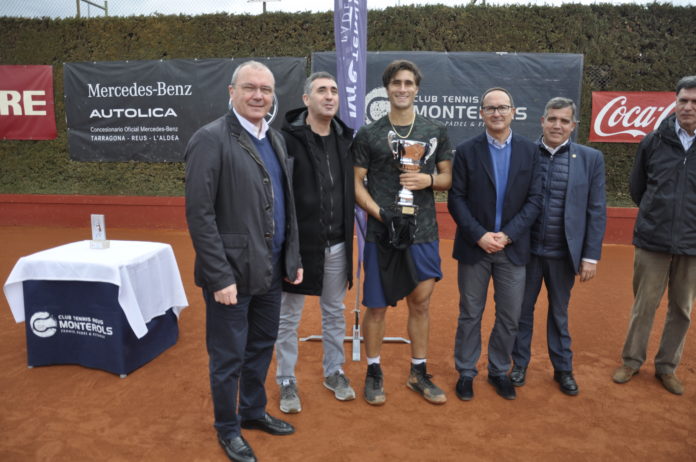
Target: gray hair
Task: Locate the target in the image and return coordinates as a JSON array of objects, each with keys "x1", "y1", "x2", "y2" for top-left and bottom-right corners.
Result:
[
  {"x1": 543, "y1": 97, "x2": 578, "y2": 122},
  {"x1": 676, "y1": 75, "x2": 696, "y2": 94},
  {"x1": 304, "y1": 71, "x2": 336, "y2": 96},
  {"x1": 230, "y1": 60, "x2": 274, "y2": 87},
  {"x1": 481, "y1": 87, "x2": 515, "y2": 108}
]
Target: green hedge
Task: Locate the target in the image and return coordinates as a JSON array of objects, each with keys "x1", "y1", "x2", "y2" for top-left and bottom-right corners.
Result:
[{"x1": 1, "y1": 5, "x2": 694, "y2": 203}]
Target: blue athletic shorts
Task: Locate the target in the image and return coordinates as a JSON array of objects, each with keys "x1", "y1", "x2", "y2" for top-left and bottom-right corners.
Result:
[{"x1": 362, "y1": 240, "x2": 442, "y2": 308}]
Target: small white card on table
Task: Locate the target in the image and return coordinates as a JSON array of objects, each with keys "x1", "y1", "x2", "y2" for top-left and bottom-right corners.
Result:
[{"x1": 90, "y1": 214, "x2": 110, "y2": 249}]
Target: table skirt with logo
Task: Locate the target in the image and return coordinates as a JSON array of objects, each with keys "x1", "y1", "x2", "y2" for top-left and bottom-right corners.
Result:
[{"x1": 24, "y1": 280, "x2": 179, "y2": 376}]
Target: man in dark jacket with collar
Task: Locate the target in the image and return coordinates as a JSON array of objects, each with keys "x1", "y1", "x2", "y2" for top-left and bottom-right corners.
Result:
[
  {"x1": 185, "y1": 61, "x2": 303, "y2": 462},
  {"x1": 510, "y1": 97, "x2": 606, "y2": 396},
  {"x1": 449, "y1": 87, "x2": 542, "y2": 401},
  {"x1": 612, "y1": 75, "x2": 696, "y2": 396},
  {"x1": 274, "y1": 72, "x2": 356, "y2": 414}
]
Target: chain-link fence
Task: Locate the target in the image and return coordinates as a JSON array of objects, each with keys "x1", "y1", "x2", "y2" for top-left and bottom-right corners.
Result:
[
  {"x1": 0, "y1": 0, "x2": 304, "y2": 19},
  {"x1": 4, "y1": 0, "x2": 692, "y2": 20}
]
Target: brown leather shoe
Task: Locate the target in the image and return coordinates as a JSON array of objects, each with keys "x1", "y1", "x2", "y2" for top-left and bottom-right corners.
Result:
[
  {"x1": 655, "y1": 373, "x2": 684, "y2": 395},
  {"x1": 612, "y1": 365, "x2": 638, "y2": 383}
]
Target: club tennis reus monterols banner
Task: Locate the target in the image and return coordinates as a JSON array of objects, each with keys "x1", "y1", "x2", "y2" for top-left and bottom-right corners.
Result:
[{"x1": 312, "y1": 51, "x2": 583, "y2": 144}]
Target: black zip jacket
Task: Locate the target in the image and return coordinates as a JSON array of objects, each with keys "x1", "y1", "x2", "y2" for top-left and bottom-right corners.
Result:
[
  {"x1": 281, "y1": 107, "x2": 355, "y2": 295},
  {"x1": 630, "y1": 114, "x2": 696, "y2": 255}
]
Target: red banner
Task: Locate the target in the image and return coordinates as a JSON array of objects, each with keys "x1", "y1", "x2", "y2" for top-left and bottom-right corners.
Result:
[
  {"x1": 0, "y1": 65, "x2": 57, "y2": 140},
  {"x1": 589, "y1": 91, "x2": 675, "y2": 143}
]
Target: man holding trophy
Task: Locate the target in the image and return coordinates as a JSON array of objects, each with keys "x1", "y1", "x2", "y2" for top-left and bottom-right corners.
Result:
[{"x1": 352, "y1": 60, "x2": 453, "y2": 406}]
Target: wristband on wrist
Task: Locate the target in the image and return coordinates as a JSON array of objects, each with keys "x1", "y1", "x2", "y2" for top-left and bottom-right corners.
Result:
[{"x1": 429, "y1": 174, "x2": 435, "y2": 188}]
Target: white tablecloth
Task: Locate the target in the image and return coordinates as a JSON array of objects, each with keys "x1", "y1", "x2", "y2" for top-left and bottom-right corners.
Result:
[{"x1": 3, "y1": 240, "x2": 188, "y2": 339}]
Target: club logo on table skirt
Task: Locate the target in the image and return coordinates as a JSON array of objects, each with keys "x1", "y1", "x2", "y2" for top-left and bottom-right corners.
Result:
[
  {"x1": 29, "y1": 312, "x2": 58, "y2": 338},
  {"x1": 57, "y1": 314, "x2": 114, "y2": 338},
  {"x1": 29, "y1": 311, "x2": 115, "y2": 339}
]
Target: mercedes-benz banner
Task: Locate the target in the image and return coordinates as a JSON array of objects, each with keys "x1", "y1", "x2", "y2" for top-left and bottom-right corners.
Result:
[
  {"x1": 313, "y1": 51, "x2": 583, "y2": 144},
  {"x1": 64, "y1": 57, "x2": 306, "y2": 162}
]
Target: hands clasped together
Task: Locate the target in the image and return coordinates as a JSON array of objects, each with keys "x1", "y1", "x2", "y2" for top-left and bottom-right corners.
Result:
[{"x1": 477, "y1": 231, "x2": 512, "y2": 254}]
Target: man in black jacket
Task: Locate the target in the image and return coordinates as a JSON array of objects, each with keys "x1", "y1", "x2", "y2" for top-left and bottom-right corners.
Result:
[
  {"x1": 612, "y1": 75, "x2": 696, "y2": 395},
  {"x1": 185, "y1": 61, "x2": 303, "y2": 462},
  {"x1": 274, "y1": 72, "x2": 356, "y2": 413}
]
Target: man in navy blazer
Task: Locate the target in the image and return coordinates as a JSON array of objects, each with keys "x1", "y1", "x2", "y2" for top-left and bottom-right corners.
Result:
[
  {"x1": 510, "y1": 97, "x2": 606, "y2": 396},
  {"x1": 449, "y1": 87, "x2": 542, "y2": 401}
]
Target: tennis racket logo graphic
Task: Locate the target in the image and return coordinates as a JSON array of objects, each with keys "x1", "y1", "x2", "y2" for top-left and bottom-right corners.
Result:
[{"x1": 30, "y1": 312, "x2": 58, "y2": 338}]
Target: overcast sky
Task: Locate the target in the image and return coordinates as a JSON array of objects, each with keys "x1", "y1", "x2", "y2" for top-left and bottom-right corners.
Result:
[{"x1": 1, "y1": 0, "x2": 693, "y2": 18}]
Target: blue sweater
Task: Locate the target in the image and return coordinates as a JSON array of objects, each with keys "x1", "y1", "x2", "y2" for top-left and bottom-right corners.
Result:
[{"x1": 251, "y1": 135, "x2": 286, "y2": 258}]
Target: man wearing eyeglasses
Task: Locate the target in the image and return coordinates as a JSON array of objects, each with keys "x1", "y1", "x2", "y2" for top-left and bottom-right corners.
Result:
[
  {"x1": 510, "y1": 97, "x2": 606, "y2": 396},
  {"x1": 185, "y1": 60, "x2": 303, "y2": 462},
  {"x1": 449, "y1": 87, "x2": 542, "y2": 401}
]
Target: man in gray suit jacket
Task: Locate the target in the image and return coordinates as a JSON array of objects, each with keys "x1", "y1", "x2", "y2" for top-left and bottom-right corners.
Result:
[{"x1": 510, "y1": 97, "x2": 607, "y2": 396}]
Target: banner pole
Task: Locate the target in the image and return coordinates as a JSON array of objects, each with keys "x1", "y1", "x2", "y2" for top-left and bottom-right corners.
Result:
[{"x1": 351, "y1": 272, "x2": 362, "y2": 361}]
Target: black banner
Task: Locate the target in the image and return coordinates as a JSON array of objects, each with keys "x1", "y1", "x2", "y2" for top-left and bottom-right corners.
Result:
[
  {"x1": 312, "y1": 51, "x2": 583, "y2": 143},
  {"x1": 64, "y1": 57, "x2": 306, "y2": 162}
]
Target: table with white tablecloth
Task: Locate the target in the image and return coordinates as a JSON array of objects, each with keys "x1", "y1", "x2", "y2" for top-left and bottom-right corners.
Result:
[{"x1": 3, "y1": 240, "x2": 189, "y2": 376}]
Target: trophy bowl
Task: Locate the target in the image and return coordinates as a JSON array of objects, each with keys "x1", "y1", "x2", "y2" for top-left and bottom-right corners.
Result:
[{"x1": 388, "y1": 131, "x2": 437, "y2": 215}]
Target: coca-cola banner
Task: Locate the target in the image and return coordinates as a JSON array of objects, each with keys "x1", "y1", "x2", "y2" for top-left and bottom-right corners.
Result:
[
  {"x1": 589, "y1": 91, "x2": 676, "y2": 143},
  {"x1": 312, "y1": 51, "x2": 583, "y2": 143},
  {"x1": 64, "y1": 58, "x2": 305, "y2": 161},
  {"x1": 0, "y1": 65, "x2": 57, "y2": 140}
]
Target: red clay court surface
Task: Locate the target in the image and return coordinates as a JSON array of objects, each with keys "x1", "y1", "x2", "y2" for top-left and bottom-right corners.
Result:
[{"x1": 0, "y1": 226, "x2": 694, "y2": 461}]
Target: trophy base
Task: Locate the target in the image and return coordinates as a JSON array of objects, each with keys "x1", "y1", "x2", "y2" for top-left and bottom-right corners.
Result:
[
  {"x1": 399, "y1": 205, "x2": 416, "y2": 216},
  {"x1": 90, "y1": 240, "x2": 110, "y2": 249}
]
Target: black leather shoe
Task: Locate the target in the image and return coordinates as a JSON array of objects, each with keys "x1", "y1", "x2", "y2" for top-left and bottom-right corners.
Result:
[
  {"x1": 488, "y1": 374, "x2": 516, "y2": 400},
  {"x1": 554, "y1": 371, "x2": 579, "y2": 396},
  {"x1": 218, "y1": 435, "x2": 257, "y2": 462},
  {"x1": 241, "y1": 413, "x2": 295, "y2": 435},
  {"x1": 455, "y1": 376, "x2": 474, "y2": 401},
  {"x1": 509, "y1": 365, "x2": 527, "y2": 387}
]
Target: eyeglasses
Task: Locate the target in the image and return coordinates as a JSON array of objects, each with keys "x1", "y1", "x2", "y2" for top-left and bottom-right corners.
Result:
[
  {"x1": 481, "y1": 105, "x2": 512, "y2": 115},
  {"x1": 236, "y1": 84, "x2": 274, "y2": 96}
]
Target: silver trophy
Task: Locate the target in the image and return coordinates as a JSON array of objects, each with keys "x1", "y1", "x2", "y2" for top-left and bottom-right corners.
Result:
[{"x1": 388, "y1": 131, "x2": 437, "y2": 216}]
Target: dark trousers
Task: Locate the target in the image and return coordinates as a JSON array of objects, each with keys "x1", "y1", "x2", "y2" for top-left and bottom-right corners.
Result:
[
  {"x1": 204, "y1": 265, "x2": 282, "y2": 440},
  {"x1": 454, "y1": 251, "x2": 526, "y2": 378},
  {"x1": 512, "y1": 254, "x2": 576, "y2": 371}
]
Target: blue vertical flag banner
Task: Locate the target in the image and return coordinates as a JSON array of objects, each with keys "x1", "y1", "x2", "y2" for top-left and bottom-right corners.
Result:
[
  {"x1": 334, "y1": 0, "x2": 367, "y2": 132},
  {"x1": 334, "y1": 0, "x2": 368, "y2": 278}
]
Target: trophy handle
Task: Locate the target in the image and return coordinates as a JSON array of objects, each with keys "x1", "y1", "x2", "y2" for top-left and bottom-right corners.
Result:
[
  {"x1": 423, "y1": 137, "x2": 438, "y2": 165},
  {"x1": 387, "y1": 130, "x2": 399, "y2": 158}
]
